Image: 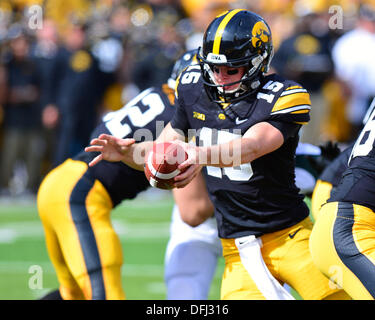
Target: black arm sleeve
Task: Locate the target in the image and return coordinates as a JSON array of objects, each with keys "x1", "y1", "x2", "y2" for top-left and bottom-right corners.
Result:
[
  {"x1": 267, "y1": 120, "x2": 301, "y2": 141},
  {"x1": 170, "y1": 98, "x2": 189, "y2": 137}
]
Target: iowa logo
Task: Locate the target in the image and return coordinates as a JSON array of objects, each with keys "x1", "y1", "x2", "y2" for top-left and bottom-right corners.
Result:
[{"x1": 251, "y1": 21, "x2": 270, "y2": 48}]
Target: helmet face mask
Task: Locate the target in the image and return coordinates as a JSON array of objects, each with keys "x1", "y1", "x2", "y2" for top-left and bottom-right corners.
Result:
[{"x1": 198, "y1": 9, "x2": 274, "y2": 103}]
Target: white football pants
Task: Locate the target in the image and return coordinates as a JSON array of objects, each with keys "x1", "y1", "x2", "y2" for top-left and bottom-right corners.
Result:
[{"x1": 164, "y1": 204, "x2": 222, "y2": 300}]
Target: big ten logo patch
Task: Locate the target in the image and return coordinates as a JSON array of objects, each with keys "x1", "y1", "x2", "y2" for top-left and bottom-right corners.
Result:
[{"x1": 193, "y1": 111, "x2": 206, "y2": 121}]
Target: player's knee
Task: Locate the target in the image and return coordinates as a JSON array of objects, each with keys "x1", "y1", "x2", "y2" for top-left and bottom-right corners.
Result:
[
  {"x1": 181, "y1": 214, "x2": 206, "y2": 227},
  {"x1": 180, "y1": 205, "x2": 214, "y2": 227}
]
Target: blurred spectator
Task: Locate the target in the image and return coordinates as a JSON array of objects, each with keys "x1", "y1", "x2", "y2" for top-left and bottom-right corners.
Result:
[
  {"x1": 2, "y1": 0, "x2": 375, "y2": 182},
  {"x1": 183, "y1": 1, "x2": 232, "y2": 50},
  {"x1": 51, "y1": 23, "x2": 115, "y2": 167},
  {"x1": 272, "y1": 11, "x2": 334, "y2": 144},
  {"x1": 91, "y1": 5, "x2": 135, "y2": 113},
  {"x1": 0, "y1": 24, "x2": 43, "y2": 196},
  {"x1": 130, "y1": 1, "x2": 186, "y2": 91},
  {"x1": 30, "y1": 19, "x2": 59, "y2": 127},
  {"x1": 44, "y1": 0, "x2": 92, "y2": 34},
  {"x1": 331, "y1": 3, "x2": 375, "y2": 140},
  {"x1": 29, "y1": 19, "x2": 60, "y2": 175}
]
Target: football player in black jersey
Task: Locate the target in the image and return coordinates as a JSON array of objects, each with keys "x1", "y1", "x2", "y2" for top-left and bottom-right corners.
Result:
[
  {"x1": 311, "y1": 103, "x2": 375, "y2": 220},
  {"x1": 86, "y1": 10, "x2": 350, "y2": 299},
  {"x1": 37, "y1": 51, "x2": 208, "y2": 299},
  {"x1": 310, "y1": 110, "x2": 375, "y2": 299},
  {"x1": 166, "y1": 141, "x2": 343, "y2": 300}
]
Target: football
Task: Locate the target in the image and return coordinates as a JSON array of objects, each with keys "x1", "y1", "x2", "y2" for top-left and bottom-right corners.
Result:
[{"x1": 144, "y1": 142, "x2": 188, "y2": 190}]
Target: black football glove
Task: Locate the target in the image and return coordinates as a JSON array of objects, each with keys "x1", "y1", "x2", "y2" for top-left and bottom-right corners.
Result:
[
  {"x1": 319, "y1": 141, "x2": 341, "y2": 161},
  {"x1": 306, "y1": 141, "x2": 341, "y2": 177}
]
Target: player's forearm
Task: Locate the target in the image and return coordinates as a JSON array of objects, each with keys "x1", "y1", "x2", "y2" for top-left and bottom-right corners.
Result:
[
  {"x1": 199, "y1": 137, "x2": 259, "y2": 167},
  {"x1": 125, "y1": 123, "x2": 185, "y2": 171},
  {"x1": 123, "y1": 140, "x2": 154, "y2": 171}
]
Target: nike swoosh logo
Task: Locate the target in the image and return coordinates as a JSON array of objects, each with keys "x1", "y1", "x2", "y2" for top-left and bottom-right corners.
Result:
[
  {"x1": 235, "y1": 117, "x2": 247, "y2": 125},
  {"x1": 288, "y1": 227, "x2": 302, "y2": 239}
]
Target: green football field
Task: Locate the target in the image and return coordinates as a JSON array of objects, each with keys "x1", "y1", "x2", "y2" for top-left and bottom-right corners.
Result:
[
  {"x1": 0, "y1": 191, "x2": 224, "y2": 300},
  {"x1": 0, "y1": 191, "x2": 309, "y2": 300}
]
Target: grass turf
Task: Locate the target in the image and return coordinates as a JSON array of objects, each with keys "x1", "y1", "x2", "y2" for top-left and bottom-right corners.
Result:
[
  {"x1": 0, "y1": 192, "x2": 224, "y2": 300},
  {"x1": 0, "y1": 193, "x2": 310, "y2": 300}
]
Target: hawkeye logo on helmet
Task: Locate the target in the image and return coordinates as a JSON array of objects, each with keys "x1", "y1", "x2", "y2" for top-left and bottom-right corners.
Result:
[
  {"x1": 207, "y1": 53, "x2": 227, "y2": 63},
  {"x1": 251, "y1": 21, "x2": 270, "y2": 48}
]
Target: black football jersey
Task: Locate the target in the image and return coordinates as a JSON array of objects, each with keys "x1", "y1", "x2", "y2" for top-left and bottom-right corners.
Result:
[
  {"x1": 329, "y1": 106, "x2": 375, "y2": 212},
  {"x1": 75, "y1": 85, "x2": 175, "y2": 206},
  {"x1": 171, "y1": 66, "x2": 311, "y2": 238}
]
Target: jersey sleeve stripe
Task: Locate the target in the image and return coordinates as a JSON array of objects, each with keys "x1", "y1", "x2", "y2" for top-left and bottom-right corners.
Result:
[
  {"x1": 291, "y1": 109, "x2": 310, "y2": 114},
  {"x1": 285, "y1": 85, "x2": 303, "y2": 90},
  {"x1": 271, "y1": 92, "x2": 311, "y2": 113},
  {"x1": 175, "y1": 73, "x2": 181, "y2": 98},
  {"x1": 280, "y1": 88, "x2": 307, "y2": 96},
  {"x1": 271, "y1": 104, "x2": 311, "y2": 115}
]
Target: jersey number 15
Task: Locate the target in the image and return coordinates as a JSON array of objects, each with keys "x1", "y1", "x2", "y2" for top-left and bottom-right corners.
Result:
[{"x1": 200, "y1": 127, "x2": 253, "y2": 181}]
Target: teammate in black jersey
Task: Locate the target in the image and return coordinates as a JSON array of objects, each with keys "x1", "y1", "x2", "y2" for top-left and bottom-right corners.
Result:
[
  {"x1": 38, "y1": 87, "x2": 174, "y2": 300},
  {"x1": 311, "y1": 103, "x2": 375, "y2": 220},
  {"x1": 310, "y1": 107, "x2": 375, "y2": 299},
  {"x1": 86, "y1": 10, "x2": 349, "y2": 299},
  {"x1": 37, "y1": 51, "x2": 208, "y2": 299}
]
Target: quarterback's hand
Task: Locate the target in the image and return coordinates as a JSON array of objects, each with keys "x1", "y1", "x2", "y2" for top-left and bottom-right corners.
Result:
[
  {"x1": 85, "y1": 134, "x2": 135, "y2": 167},
  {"x1": 172, "y1": 140, "x2": 203, "y2": 188},
  {"x1": 174, "y1": 163, "x2": 203, "y2": 188}
]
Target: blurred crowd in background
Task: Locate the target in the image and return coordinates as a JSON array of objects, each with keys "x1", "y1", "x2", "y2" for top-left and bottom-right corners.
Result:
[{"x1": 0, "y1": 0, "x2": 375, "y2": 198}]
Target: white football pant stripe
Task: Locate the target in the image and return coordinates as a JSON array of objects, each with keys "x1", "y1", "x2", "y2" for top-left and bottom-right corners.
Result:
[{"x1": 235, "y1": 235, "x2": 295, "y2": 300}]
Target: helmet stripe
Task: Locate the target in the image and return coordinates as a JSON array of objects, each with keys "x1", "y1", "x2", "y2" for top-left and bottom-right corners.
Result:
[{"x1": 212, "y1": 9, "x2": 245, "y2": 54}]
